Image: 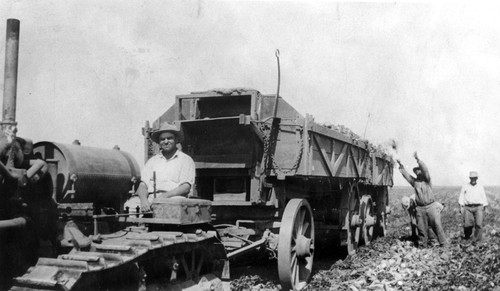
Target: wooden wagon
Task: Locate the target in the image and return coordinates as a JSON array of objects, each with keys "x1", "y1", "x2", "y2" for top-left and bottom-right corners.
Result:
[{"x1": 145, "y1": 88, "x2": 394, "y2": 290}]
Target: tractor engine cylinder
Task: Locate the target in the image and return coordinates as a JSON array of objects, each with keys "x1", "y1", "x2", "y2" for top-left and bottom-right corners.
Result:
[{"x1": 33, "y1": 141, "x2": 141, "y2": 211}]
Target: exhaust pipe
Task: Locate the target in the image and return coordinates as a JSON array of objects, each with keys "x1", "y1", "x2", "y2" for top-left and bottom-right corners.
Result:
[
  {"x1": 2, "y1": 18, "x2": 20, "y2": 126},
  {"x1": 0, "y1": 19, "x2": 47, "y2": 187},
  {"x1": 0, "y1": 19, "x2": 27, "y2": 230},
  {"x1": 0, "y1": 18, "x2": 20, "y2": 165}
]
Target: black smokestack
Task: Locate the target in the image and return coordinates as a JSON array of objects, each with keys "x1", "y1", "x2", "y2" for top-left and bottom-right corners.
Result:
[{"x1": 2, "y1": 18, "x2": 20, "y2": 125}]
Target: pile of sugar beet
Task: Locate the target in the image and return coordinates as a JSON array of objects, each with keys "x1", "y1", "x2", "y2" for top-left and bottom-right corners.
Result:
[{"x1": 231, "y1": 189, "x2": 500, "y2": 291}]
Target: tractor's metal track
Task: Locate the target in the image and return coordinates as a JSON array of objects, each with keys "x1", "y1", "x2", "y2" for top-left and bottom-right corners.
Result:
[{"x1": 10, "y1": 228, "x2": 226, "y2": 291}]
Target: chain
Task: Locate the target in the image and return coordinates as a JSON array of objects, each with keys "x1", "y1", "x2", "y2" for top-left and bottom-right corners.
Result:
[{"x1": 260, "y1": 119, "x2": 304, "y2": 177}]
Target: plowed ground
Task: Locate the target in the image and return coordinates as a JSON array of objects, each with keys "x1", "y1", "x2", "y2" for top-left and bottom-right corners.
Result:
[{"x1": 231, "y1": 186, "x2": 500, "y2": 291}]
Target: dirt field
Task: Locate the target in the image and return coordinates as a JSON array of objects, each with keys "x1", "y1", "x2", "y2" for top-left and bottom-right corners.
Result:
[{"x1": 232, "y1": 186, "x2": 500, "y2": 291}]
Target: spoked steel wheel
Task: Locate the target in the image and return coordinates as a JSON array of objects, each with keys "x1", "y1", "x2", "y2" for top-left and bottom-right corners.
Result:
[
  {"x1": 345, "y1": 184, "x2": 361, "y2": 255},
  {"x1": 360, "y1": 195, "x2": 375, "y2": 245},
  {"x1": 343, "y1": 184, "x2": 362, "y2": 255},
  {"x1": 278, "y1": 199, "x2": 315, "y2": 291},
  {"x1": 180, "y1": 248, "x2": 206, "y2": 282},
  {"x1": 376, "y1": 212, "x2": 387, "y2": 238}
]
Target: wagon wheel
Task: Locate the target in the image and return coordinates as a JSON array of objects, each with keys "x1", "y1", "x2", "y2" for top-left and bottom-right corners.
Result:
[
  {"x1": 180, "y1": 247, "x2": 206, "y2": 282},
  {"x1": 360, "y1": 195, "x2": 375, "y2": 245},
  {"x1": 345, "y1": 184, "x2": 361, "y2": 255},
  {"x1": 278, "y1": 199, "x2": 315, "y2": 291}
]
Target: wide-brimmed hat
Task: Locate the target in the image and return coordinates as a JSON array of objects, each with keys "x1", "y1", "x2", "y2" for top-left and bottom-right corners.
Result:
[
  {"x1": 469, "y1": 171, "x2": 478, "y2": 178},
  {"x1": 150, "y1": 123, "x2": 182, "y2": 143}
]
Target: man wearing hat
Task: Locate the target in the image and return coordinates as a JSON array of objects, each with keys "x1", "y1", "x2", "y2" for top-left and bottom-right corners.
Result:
[
  {"x1": 397, "y1": 152, "x2": 448, "y2": 248},
  {"x1": 458, "y1": 171, "x2": 488, "y2": 242},
  {"x1": 125, "y1": 123, "x2": 195, "y2": 212}
]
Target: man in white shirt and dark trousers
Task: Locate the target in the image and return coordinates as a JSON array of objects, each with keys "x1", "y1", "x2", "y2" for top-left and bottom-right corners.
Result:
[{"x1": 458, "y1": 171, "x2": 489, "y2": 242}]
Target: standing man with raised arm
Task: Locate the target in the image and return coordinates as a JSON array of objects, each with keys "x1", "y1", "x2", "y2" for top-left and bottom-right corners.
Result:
[
  {"x1": 397, "y1": 152, "x2": 448, "y2": 248},
  {"x1": 458, "y1": 171, "x2": 488, "y2": 242}
]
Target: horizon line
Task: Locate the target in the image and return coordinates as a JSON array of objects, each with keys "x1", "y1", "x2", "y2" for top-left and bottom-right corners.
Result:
[{"x1": 392, "y1": 185, "x2": 499, "y2": 187}]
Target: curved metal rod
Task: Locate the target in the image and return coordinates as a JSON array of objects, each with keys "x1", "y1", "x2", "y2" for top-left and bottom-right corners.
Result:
[{"x1": 272, "y1": 49, "x2": 281, "y2": 118}]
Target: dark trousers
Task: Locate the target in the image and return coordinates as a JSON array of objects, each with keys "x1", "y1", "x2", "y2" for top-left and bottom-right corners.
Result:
[
  {"x1": 463, "y1": 205, "x2": 484, "y2": 241},
  {"x1": 409, "y1": 210, "x2": 438, "y2": 243},
  {"x1": 416, "y1": 202, "x2": 447, "y2": 247}
]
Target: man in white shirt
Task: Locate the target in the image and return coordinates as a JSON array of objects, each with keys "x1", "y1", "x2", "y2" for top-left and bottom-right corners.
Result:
[
  {"x1": 124, "y1": 123, "x2": 195, "y2": 213},
  {"x1": 458, "y1": 171, "x2": 488, "y2": 242}
]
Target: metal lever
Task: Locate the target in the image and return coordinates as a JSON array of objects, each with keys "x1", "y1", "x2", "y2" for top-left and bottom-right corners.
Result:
[{"x1": 153, "y1": 171, "x2": 156, "y2": 198}]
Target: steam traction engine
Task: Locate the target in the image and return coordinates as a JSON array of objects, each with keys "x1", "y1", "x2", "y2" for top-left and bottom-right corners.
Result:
[
  {"x1": 1, "y1": 19, "x2": 227, "y2": 291},
  {"x1": 8, "y1": 140, "x2": 228, "y2": 291},
  {"x1": 146, "y1": 88, "x2": 394, "y2": 290},
  {"x1": 9, "y1": 140, "x2": 228, "y2": 291}
]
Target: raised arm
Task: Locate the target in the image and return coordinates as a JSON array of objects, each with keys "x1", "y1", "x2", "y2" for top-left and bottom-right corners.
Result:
[
  {"x1": 397, "y1": 160, "x2": 415, "y2": 187},
  {"x1": 415, "y1": 153, "x2": 431, "y2": 184}
]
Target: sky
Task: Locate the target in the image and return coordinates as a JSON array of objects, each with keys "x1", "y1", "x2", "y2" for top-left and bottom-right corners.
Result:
[{"x1": 1, "y1": 1, "x2": 499, "y2": 186}]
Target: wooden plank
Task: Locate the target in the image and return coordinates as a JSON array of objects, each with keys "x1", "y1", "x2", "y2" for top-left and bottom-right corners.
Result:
[
  {"x1": 303, "y1": 115, "x2": 311, "y2": 175},
  {"x1": 332, "y1": 143, "x2": 348, "y2": 176},
  {"x1": 195, "y1": 162, "x2": 248, "y2": 169},
  {"x1": 349, "y1": 147, "x2": 369, "y2": 178},
  {"x1": 309, "y1": 122, "x2": 369, "y2": 149},
  {"x1": 346, "y1": 147, "x2": 353, "y2": 177},
  {"x1": 309, "y1": 123, "x2": 354, "y2": 145},
  {"x1": 312, "y1": 135, "x2": 334, "y2": 177},
  {"x1": 359, "y1": 152, "x2": 367, "y2": 176},
  {"x1": 349, "y1": 147, "x2": 360, "y2": 177},
  {"x1": 374, "y1": 160, "x2": 389, "y2": 185}
]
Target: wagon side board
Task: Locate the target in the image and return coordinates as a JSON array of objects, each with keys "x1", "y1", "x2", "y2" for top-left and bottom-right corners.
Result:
[{"x1": 268, "y1": 114, "x2": 394, "y2": 186}]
